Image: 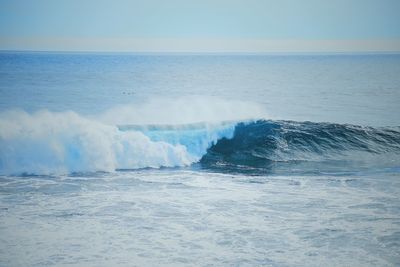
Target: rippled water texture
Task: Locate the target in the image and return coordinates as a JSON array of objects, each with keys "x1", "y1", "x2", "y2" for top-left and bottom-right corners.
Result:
[
  {"x1": 1, "y1": 170, "x2": 400, "y2": 266},
  {"x1": 1, "y1": 53, "x2": 400, "y2": 266}
]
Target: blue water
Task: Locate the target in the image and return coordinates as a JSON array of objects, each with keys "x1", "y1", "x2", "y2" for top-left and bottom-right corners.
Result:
[{"x1": 1, "y1": 52, "x2": 400, "y2": 266}]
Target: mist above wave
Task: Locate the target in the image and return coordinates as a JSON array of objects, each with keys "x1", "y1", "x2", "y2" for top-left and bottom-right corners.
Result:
[{"x1": 98, "y1": 96, "x2": 268, "y2": 125}]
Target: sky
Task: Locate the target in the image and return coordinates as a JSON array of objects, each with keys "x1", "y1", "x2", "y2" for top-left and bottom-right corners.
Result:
[{"x1": 0, "y1": 0, "x2": 400, "y2": 52}]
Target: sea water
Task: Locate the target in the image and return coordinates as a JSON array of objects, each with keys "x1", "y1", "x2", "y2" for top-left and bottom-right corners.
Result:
[{"x1": 0, "y1": 52, "x2": 399, "y2": 266}]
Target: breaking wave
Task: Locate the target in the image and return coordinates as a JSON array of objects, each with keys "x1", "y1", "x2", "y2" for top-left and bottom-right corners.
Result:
[
  {"x1": 0, "y1": 109, "x2": 238, "y2": 175},
  {"x1": 1, "y1": 100, "x2": 399, "y2": 175}
]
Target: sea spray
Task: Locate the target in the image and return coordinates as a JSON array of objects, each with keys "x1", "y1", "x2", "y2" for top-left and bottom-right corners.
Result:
[
  {"x1": 98, "y1": 96, "x2": 269, "y2": 125},
  {"x1": 0, "y1": 110, "x2": 187, "y2": 175},
  {"x1": 0, "y1": 109, "x2": 237, "y2": 175}
]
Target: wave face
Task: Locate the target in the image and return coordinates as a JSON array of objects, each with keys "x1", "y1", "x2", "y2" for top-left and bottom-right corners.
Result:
[
  {"x1": 119, "y1": 122, "x2": 236, "y2": 159},
  {"x1": 1, "y1": 109, "x2": 400, "y2": 175},
  {"x1": 200, "y1": 120, "x2": 400, "y2": 174}
]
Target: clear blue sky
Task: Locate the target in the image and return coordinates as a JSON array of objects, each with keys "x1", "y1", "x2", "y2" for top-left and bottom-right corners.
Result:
[{"x1": 1, "y1": 0, "x2": 400, "y2": 52}]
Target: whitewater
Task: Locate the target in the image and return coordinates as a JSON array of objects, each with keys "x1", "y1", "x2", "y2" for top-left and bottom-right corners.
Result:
[
  {"x1": 1, "y1": 52, "x2": 400, "y2": 266},
  {"x1": 0, "y1": 97, "x2": 265, "y2": 174}
]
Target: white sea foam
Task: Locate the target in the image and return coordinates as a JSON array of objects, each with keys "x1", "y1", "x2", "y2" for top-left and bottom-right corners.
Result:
[
  {"x1": 0, "y1": 109, "x2": 189, "y2": 174},
  {"x1": 0, "y1": 97, "x2": 264, "y2": 175}
]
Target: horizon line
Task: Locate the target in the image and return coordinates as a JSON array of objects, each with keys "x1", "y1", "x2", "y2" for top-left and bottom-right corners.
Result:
[
  {"x1": 1, "y1": 50, "x2": 400, "y2": 56},
  {"x1": 1, "y1": 38, "x2": 400, "y2": 53}
]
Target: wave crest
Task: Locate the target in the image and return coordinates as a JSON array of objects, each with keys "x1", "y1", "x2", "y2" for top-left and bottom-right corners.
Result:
[
  {"x1": 1, "y1": 108, "x2": 400, "y2": 175},
  {"x1": 0, "y1": 110, "x2": 235, "y2": 175}
]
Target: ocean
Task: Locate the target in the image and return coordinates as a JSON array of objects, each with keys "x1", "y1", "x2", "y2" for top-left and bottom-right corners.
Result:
[{"x1": 0, "y1": 52, "x2": 400, "y2": 266}]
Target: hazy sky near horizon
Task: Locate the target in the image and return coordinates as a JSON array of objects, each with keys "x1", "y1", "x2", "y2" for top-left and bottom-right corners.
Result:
[{"x1": 1, "y1": 0, "x2": 400, "y2": 52}]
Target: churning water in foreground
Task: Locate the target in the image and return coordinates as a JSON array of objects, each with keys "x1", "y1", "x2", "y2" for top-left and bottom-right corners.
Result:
[
  {"x1": 1, "y1": 170, "x2": 400, "y2": 266},
  {"x1": 1, "y1": 52, "x2": 400, "y2": 266}
]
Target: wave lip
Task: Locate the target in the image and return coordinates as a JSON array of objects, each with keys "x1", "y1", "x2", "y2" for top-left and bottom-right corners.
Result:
[{"x1": 200, "y1": 120, "x2": 400, "y2": 173}]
